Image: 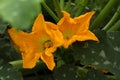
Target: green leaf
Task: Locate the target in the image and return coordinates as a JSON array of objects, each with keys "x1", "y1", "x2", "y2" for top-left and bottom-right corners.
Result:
[
  {"x1": 0, "y1": 0, "x2": 41, "y2": 30},
  {"x1": 0, "y1": 36, "x2": 21, "y2": 62},
  {"x1": 54, "y1": 65, "x2": 80, "y2": 80},
  {"x1": 0, "y1": 22, "x2": 8, "y2": 34},
  {"x1": 79, "y1": 68, "x2": 108, "y2": 80},
  {"x1": 54, "y1": 65, "x2": 109, "y2": 80},
  {"x1": 72, "y1": 31, "x2": 120, "y2": 79},
  {"x1": 0, "y1": 59, "x2": 23, "y2": 80}
]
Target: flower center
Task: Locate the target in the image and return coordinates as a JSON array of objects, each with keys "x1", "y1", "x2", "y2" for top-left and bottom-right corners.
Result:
[
  {"x1": 44, "y1": 40, "x2": 53, "y2": 48},
  {"x1": 64, "y1": 31, "x2": 74, "y2": 40}
]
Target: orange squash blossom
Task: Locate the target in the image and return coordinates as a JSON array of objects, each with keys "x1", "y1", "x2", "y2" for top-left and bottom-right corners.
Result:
[
  {"x1": 57, "y1": 11, "x2": 99, "y2": 48},
  {"x1": 8, "y1": 14, "x2": 64, "y2": 70}
]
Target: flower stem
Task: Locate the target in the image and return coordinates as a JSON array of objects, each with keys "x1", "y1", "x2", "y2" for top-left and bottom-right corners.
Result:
[
  {"x1": 9, "y1": 60, "x2": 45, "y2": 69},
  {"x1": 53, "y1": 0, "x2": 63, "y2": 18},
  {"x1": 9, "y1": 60, "x2": 23, "y2": 69},
  {"x1": 107, "y1": 20, "x2": 120, "y2": 32},
  {"x1": 60, "y1": 0, "x2": 64, "y2": 10},
  {"x1": 90, "y1": 0, "x2": 118, "y2": 30},
  {"x1": 9, "y1": 60, "x2": 47, "y2": 75},
  {"x1": 41, "y1": 0, "x2": 59, "y2": 22},
  {"x1": 103, "y1": 5, "x2": 120, "y2": 31}
]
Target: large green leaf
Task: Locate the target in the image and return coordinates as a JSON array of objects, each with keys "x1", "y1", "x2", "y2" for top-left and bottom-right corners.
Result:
[
  {"x1": 0, "y1": 0, "x2": 41, "y2": 30},
  {"x1": 72, "y1": 31, "x2": 120, "y2": 79},
  {"x1": 79, "y1": 68, "x2": 109, "y2": 80},
  {"x1": 54, "y1": 65, "x2": 80, "y2": 80},
  {"x1": 54, "y1": 64, "x2": 109, "y2": 80},
  {"x1": 0, "y1": 35, "x2": 21, "y2": 62},
  {"x1": 0, "y1": 59, "x2": 23, "y2": 80}
]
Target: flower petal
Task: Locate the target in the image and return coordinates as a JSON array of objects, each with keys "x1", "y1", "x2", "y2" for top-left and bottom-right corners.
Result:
[
  {"x1": 74, "y1": 30, "x2": 99, "y2": 42},
  {"x1": 41, "y1": 53, "x2": 55, "y2": 71},
  {"x1": 75, "y1": 11, "x2": 95, "y2": 33},
  {"x1": 45, "y1": 22, "x2": 64, "y2": 46},
  {"x1": 8, "y1": 28, "x2": 44, "y2": 52},
  {"x1": 63, "y1": 30, "x2": 98, "y2": 48},
  {"x1": 8, "y1": 28, "x2": 44, "y2": 68},
  {"x1": 32, "y1": 14, "x2": 46, "y2": 35},
  {"x1": 22, "y1": 52, "x2": 41, "y2": 68},
  {"x1": 57, "y1": 11, "x2": 76, "y2": 32}
]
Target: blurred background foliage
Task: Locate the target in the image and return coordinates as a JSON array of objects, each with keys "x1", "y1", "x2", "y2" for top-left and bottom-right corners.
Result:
[
  {"x1": 0, "y1": 0, "x2": 120, "y2": 80},
  {"x1": 0, "y1": 0, "x2": 41, "y2": 30}
]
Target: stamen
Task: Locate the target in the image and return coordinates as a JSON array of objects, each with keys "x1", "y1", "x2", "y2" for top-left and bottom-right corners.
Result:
[{"x1": 44, "y1": 40, "x2": 53, "y2": 48}]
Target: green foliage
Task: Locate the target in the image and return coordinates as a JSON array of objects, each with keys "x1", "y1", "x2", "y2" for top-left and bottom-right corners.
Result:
[
  {"x1": 54, "y1": 64, "x2": 110, "y2": 80},
  {"x1": 0, "y1": 33, "x2": 21, "y2": 62},
  {"x1": 54, "y1": 65, "x2": 80, "y2": 80},
  {"x1": 63, "y1": 0, "x2": 109, "y2": 17},
  {"x1": 90, "y1": 0, "x2": 119, "y2": 30},
  {"x1": 0, "y1": 59, "x2": 23, "y2": 80},
  {"x1": 0, "y1": 0, "x2": 41, "y2": 30},
  {"x1": 0, "y1": 20, "x2": 8, "y2": 34},
  {"x1": 71, "y1": 31, "x2": 120, "y2": 80},
  {"x1": 53, "y1": 31, "x2": 120, "y2": 80},
  {"x1": 0, "y1": 0, "x2": 120, "y2": 80},
  {"x1": 87, "y1": 0, "x2": 109, "y2": 12}
]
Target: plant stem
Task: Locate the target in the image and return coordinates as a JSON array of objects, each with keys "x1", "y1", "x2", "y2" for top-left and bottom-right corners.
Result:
[
  {"x1": 107, "y1": 20, "x2": 120, "y2": 32},
  {"x1": 74, "y1": 0, "x2": 88, "y2": 17},
  {"x1": 9, "y1": 60, "x2": 23, "y2": 69},
  {"x1": 0, "y1": 23, "x2": 8, "y2": 34},
  {"x1": 64, "y1": 0, "x2": 71, "y2": 12},
  {"x1": 41, "y1": 0, "x2": 59, "y2": 22},
  {"x1": 103, "y1": 5, "x2": 120, "y2": 31},
  {"x1": 60, "y1": 0, "x2": 64, "y2": 10},
  {"x1": 90, "y1": 0, "x2": 118, "y2": 30},
  {"x1": 9, "y1": 60, "x2": 45, "y2": 69},
  {"x1": 9, "y1": 60, "x2": 47, "y2": 75},
  {"x1": 53, "y1": 0, "x2": 63, "y2": 18}
]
